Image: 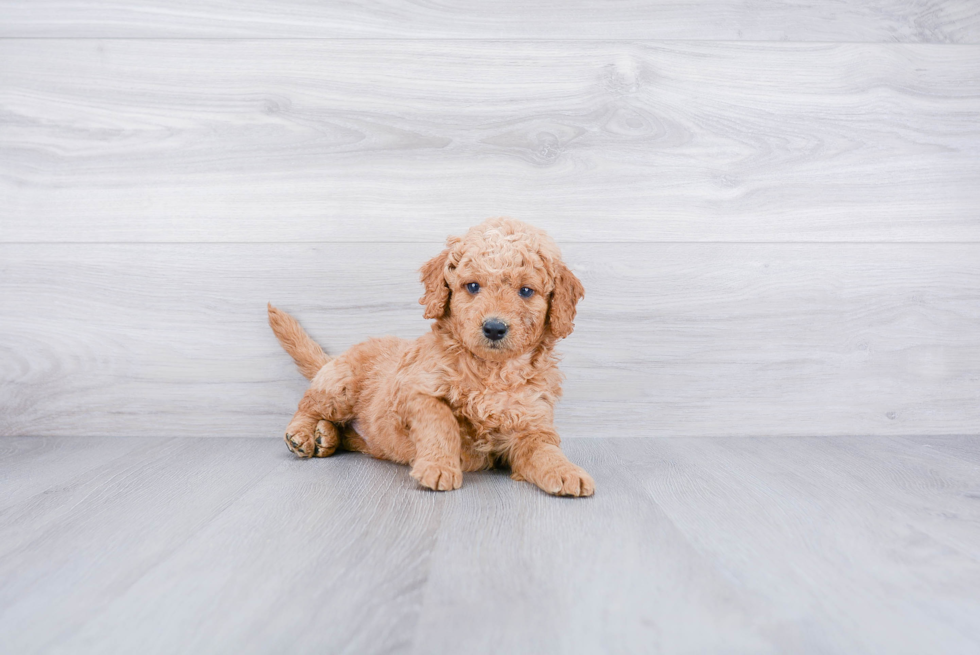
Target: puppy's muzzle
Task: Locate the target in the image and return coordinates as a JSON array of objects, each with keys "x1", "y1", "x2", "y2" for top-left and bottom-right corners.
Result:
[{"x1": 482, "y1": 318, "x2": 509, "y2": 342}]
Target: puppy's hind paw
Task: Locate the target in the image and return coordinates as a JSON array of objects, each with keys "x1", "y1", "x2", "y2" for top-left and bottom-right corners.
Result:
[
  {"x1": 410, "y1": 460, "x2": 463, "y2": 491},
  {"x1": 284, "y1": 429, "x2": 315, "y2": 458},
  {"x1": 313, "y1": 420, "x2": 339, "y2": 457}
]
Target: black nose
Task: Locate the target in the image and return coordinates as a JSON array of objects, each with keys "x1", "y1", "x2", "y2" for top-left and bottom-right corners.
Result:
[{"x1": 482, "y1": 318, "x2": 509, "y2": 342}]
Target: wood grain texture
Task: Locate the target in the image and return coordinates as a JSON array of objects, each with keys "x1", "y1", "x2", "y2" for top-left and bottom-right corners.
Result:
[
  {"x1": 411, "y1": 439, "x2": 772, "y2": 654},
  {"x1": 0, "y1": 1, "x2": 978, "y2": 41},
  {"x1": 632, "y1": 436, "x2": 980, "y2": 653},
  {"x1": 901, "y1": 433, "x2": 980, "y2": 464},
  {"x1": 1, "y1": 436, "x2": 979, "y2": 653},
  {"x1": 415, "y1": 437, "x2": 980, "y2": 653},
  {"x1": 2, "y1": 40, "x2": 979, "y2": 243},
  {"x1": 0, "y1": 436, "x2": 146, "y2": 512},
  {"x1": 0, "y1": 438, "x2": 444, "y2": 655},
  {"x1": 1, "y1": 242, "x2": 978, "y2": 439},
  {"x1": 0, "y1": 438, "x2": 283, "y2": 653}
]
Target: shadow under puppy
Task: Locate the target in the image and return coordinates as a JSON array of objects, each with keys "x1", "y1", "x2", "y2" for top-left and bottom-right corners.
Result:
[{"x1": 268, "y1": 217, "x2": 594, "y2": 496}]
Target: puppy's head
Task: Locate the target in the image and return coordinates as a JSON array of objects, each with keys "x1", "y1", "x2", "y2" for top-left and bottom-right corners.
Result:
[{"x1": 420, "y1": 218, "x2": 584, "y2": 362}]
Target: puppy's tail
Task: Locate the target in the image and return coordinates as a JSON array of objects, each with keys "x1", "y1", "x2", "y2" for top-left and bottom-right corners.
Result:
[{"x1": 267, "y1": 303, "x2": 330, "y2": 380}]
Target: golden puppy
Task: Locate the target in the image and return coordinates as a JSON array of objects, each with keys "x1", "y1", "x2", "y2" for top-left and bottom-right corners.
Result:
[{"x1": 268, "y1": 217, "x2": 593, "y2": 496}]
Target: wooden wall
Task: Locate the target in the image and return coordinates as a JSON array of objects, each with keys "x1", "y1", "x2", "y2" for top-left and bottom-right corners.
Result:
[{"x1": 2, "y1": 2, "x2": 979, "y2": 438}]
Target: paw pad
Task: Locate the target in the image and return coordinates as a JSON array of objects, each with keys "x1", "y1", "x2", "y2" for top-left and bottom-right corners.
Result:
[{"x1": 284, "y1": 432, "x2": 312, "y2": 457}]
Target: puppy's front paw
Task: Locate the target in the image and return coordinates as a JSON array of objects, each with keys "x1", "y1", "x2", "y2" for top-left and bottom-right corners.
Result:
[
  {"x1": 284, "y1": 428, "x2": 315, "y2": 458},
  {"x1": 523, "y1": 461, "x2": 595, "y2": 497},
  {"x1": 410, "y1": 460, "x2": 463, "y2": 491}
]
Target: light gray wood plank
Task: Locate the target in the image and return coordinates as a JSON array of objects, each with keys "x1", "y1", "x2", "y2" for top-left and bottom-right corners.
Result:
[
  {"x1": 411, "y1": 439, "x2": 775, "y2": 654},
  {"x1": 3, "y1": 40, "x2": 979, "y2": 243},
  {"x1": 412, "y1": 437, "x2": 980, "y2": 653},
  {"x1": 38, "y1": 446, "x2": 445, "y2": 655},
  {"x1": 0, "y1": 436, "x2": 147, "y2": 512},
  {"x1": 1, "y1": 242, "x2": 978, "y2": 439},
  {"x1": 0, "y1": 438, "x2": 181, "y2": 559},
  {"x1": 897, "y1": 434, "x2": 980, "y2": 466},
  {"x1": 0, "y1": 438, "x2": 283, "y2": 653},
  {"x1": 631, "y1": 436, "x2": 980, "y2": 653},
  {"x1": 0, "y1": 1, "x2": 977, "y2": 41},
  {"x1": 2, "y1": 436, "x2": 979, "y2": 653}
]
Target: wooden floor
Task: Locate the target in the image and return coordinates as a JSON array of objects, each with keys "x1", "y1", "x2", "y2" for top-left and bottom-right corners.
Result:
[{"x1": 2, "y1": 436, "x2": 979, "y2": 654}]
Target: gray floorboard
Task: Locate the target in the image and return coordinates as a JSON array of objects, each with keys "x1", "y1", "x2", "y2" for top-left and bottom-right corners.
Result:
[
  {"x1": 0, "y1": 436, "x2": 147, "y2": 513},
  {"x1": 1, "y1": 436, "x2": 978, "y2": 654},
  {"x1": 0, "y1": 439, "x2": 280, "y2": 652}
]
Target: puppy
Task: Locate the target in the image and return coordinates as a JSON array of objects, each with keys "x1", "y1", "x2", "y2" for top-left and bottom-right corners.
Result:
[{"x1": 268, "y1": 217, "x2": 593, "y2": 496}]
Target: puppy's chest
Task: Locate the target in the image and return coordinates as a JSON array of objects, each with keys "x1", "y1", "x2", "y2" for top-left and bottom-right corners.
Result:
[{"x1": 450, "y1": 380, "x2": 550, "y2": 436}]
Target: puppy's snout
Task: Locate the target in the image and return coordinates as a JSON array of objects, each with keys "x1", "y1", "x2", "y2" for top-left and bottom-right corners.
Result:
[{"x1": 482, "y1": 318, "x2": 509, "y2": 342}]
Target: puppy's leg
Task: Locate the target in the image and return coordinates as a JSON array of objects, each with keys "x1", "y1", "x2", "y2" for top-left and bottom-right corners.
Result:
[
  {"x1": 284, "y1": 360, "x2": 353, "y2": 458},
  {"x1": 508, "y1": 430, "x2": 595, "y2": 497},
  {"x1": 405, "y1": 395, "x2": 463, "y2": 491}
]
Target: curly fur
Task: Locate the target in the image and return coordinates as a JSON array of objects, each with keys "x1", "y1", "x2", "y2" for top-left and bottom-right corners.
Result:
[{"x1": 269, "y1": 218, "x2": 593, "y2": 496}]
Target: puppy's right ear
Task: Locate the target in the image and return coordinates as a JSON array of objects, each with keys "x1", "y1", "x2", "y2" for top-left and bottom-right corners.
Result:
[{"x1": 419, "y1": 239, "x2": 459, "y2": 319}]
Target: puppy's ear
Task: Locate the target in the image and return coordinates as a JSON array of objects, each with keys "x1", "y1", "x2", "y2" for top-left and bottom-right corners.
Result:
[
  {"x1": 547, "y1": 261, "x2": 585, "y2": 339},
  {"x1": 419, "y1": 239, "x2": 459, "y2": 319}
]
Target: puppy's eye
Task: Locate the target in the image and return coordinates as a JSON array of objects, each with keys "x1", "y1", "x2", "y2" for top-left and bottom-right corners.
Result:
[
  {"x1": 519, "y1": 287, "x2": 534, "y2": 298},
  {"x1": 466, "y1": 282, "x2": 480, "y2": 294}
]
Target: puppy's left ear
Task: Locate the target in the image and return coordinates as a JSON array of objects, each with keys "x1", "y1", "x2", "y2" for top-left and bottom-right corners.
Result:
[
  {"x1": 419, "y1": 238, "x2": 459, "y2": 319},
  {"x1": 548, "y1": 260, "x2": 585, "y2": 339}
]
